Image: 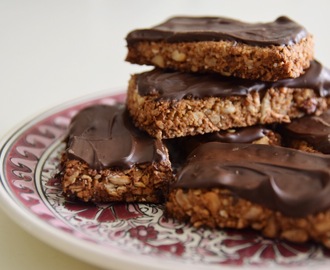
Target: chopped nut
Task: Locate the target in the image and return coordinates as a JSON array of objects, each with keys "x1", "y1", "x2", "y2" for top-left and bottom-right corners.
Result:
[
  {"x1": 314, "y1": 220, "x2": 330, "y2": 234},
  {"x1": 107, "y1": 175, "x2": 131, "y2": 186},
  {"x1": 243, "y1": 206, "x2": 263, "y2": 220},
  {"x1": 209, "y1": 114, "x2": 220, "y2": 125},
  {"x1": 64, "y1": 170, "x2": 80, "y2": 187},
  {"x1": 281, "y1": 229, "x2": 308, "y2": 243},
  {"x1": 104, "y1": 184, "x2": 119, "y2": 197},
  {"x1": 151, "y1": 55, "x2": 165, "y2": 67},
  {"x1": 81, "y1": 175, "x2": 92, "y2": 182},
  {"x1": 175, "y1": 189, "x2": 192, "y2": 211},
  {"x1": 204, "y1": 57, "x2": 216, "y2": 67},
  {"x1": 222, "y1": 101, "x2": 236, "y2": 114},
  {"x1": 151, "y1": 47, "x2": 159, "y2": 54},
  {"x1": 252, "y1": 136, "x2": 270, "y2": 145},
  {"x1": 171, "y1": 50, "x2": 186, "y2": 62},
  {"x1": 134, "y1": 181, "x2": 146, "y2": 188},
  {"x1": 94, "y1": 174, "x2": 102, "y2": 180},
  {"x1": 262, "y1": 217, "x2": 278, "y2": 238},
  {"x1": 219, "y1": 210, "x2": 228, "y2": 218},
  {"x1": 203, "y1": 192, "x2": 221, "y2": 216},
  {"x1": 192, "y1": 112, "x2": 204, "y2": 124}
]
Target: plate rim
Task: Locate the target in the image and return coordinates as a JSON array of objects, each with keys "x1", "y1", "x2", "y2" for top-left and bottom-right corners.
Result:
[{"x1": 0, "y1": 89, "x2": 329, "y2": 270}]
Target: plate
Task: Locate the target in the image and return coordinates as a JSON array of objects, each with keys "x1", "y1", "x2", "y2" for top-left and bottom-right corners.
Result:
[{"x1": 1, "y1": 90, "x2": 330, "y2": 270}]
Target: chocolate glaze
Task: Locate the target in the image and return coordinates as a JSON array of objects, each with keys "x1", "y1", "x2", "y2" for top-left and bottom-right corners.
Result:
[
  {"x1": 66, "y1": 104, "x2": 168, "y2": 170},
  {"x1": 126, "y1": 16, "x2": 308, "y2": 46},
  {"x1": 204, "y1": 126, "x2": 270, "y2": 143},
  {"x1": 136, "y1": 61, "x2": 330, "y2": 100},
  {"x1": 166, "y1": 126, "x2": 271, "y2": 174},
  {"x1": 175, "y1": 142, "x2": 330, "y2": 217},
  {"x1": 184, "y1": 126, "x2": 270, "y2": 156},
  {"x1": 282, "y1": 110, "x2": 330, "y2": 153}
]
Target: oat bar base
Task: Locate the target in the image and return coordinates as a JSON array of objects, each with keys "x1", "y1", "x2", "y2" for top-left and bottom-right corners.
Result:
[
  {"x1": 126, "y1": 36, "x2": 314, "y2": 81},
  {"x1": 166, "y1": 188, "x2": 330, "y2": 248},
  {"x1": 61, "y1": 155, "x2": 174, "y2": 203},
  {"x1": 127, "y1": 75, "x2": 329, "y2": 139}
]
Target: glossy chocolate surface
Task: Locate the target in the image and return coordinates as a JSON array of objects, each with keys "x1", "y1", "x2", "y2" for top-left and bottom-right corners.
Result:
[
  {"x1": 66, "y1": 104, "x2": 167, "y2": 170},
  {"x1": 175, "y1": 142, "x2": 330, "y2": 217},
  {"x1": 283, "y1": 110, "x2": 330, "y2": 153},
  {"x1": 166, "y1": 126, "x2": 272, "y2": 174},
  {"x1": 202, "y1": 126, "x2": 270, "y2": 143},
  {"x1": 126, "y1": 16, "x2": 308, "y2": 46},
  {"x1": 136, "y1": 61, "x2": 330, "y2": 100}
]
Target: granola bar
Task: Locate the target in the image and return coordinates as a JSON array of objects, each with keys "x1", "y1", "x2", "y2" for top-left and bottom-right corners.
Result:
[
  {"x1": 166, "y1": 142, "x2": 330, "y2": 247},
  {"x1": 126, "y1": 16, "x2": 314, "y2": 81},
  {"x1": 60, "y1": 104, "x2": 174, "y2": 203},
  {"x1": 127, "y1": 61, "x2": 330, "y2": 139}
]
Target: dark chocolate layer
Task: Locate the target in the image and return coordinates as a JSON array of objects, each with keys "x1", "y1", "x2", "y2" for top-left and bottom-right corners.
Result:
[
  {"x1": 200, "y1": 126, "x2": 270, "y2": 143},
  {"x1": 175, "y1": 142, "x2": 330, "y2": 217},
  {"x1": 282, "y1": 110, "x2": 330, "y2": 153},
  {"x1": 165, "y1": 126, "x2": 272, "y2": 173},
  {"x1": 136, "y1": 61, "x2": 330, "y2": 100},
  {"x1": 66, "y1": 104, "x2": 168, "y2": 170},
  {"x1": 126, "y1": 16, "x2": 308, "y2": 46}
]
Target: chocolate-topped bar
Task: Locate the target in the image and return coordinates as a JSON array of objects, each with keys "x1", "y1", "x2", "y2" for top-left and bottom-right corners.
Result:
[
  {"x1": 166, "y1": 142, "x2": 330, "y2": 247},
  {"x1": 60, "y1": 104, "x2": 174, "y2": 203},
  {"x1": 127, "y1": 60, "x2": 330, "y2": 139},
  {"x1": 126, "y1": 16, "x2": 314, "y2": 81},
  {"x1": 280, "y1": 109, "x2": 330, "y2": 153}
]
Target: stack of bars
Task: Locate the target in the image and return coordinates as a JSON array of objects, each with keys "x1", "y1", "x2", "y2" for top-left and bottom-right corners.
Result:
[{"x1": 60, "y1": 16, "x2": 330, "y2": 248}]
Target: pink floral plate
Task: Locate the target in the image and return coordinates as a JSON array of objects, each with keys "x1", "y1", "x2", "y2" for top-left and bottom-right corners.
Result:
[{"x1": 1, "y1": 90, "x2": 330, "y2": 270}]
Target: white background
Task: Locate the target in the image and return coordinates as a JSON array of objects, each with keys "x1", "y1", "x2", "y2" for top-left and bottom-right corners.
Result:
[{"x1": 0, "y1": 0, "x2": 330, "y2": 269}]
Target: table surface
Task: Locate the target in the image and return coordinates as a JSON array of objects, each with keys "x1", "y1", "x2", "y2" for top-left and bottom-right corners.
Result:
[{"x1": 1, "y1": 1, "x2": 330, "y2": 269}]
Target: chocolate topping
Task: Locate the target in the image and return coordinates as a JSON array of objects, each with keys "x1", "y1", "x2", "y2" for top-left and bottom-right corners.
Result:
[
  {"x1": 175, "y1": 142, "x2": 330, "y2": 217},
  {"x1": 185, "y1": 126, "x2": 270, "y2": 155},
  {"x1": 136, "y1": 61, "x2": 330, "y2": 100},
  {"x1": 166, "y1": 126, "x2": 272, "y2": 173},
  {"x1": 126, "y1": 16, "x2": 308, "y2": 46},
  {"x1": 66, "y1": 104, "x2": 168, "y2": 170},
  {"x1": 203, "y1": 126, "x2": 270, "y2": 143},
  {"x1": 282, "y1": 110, "x2": 330, "y2": 153}
]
